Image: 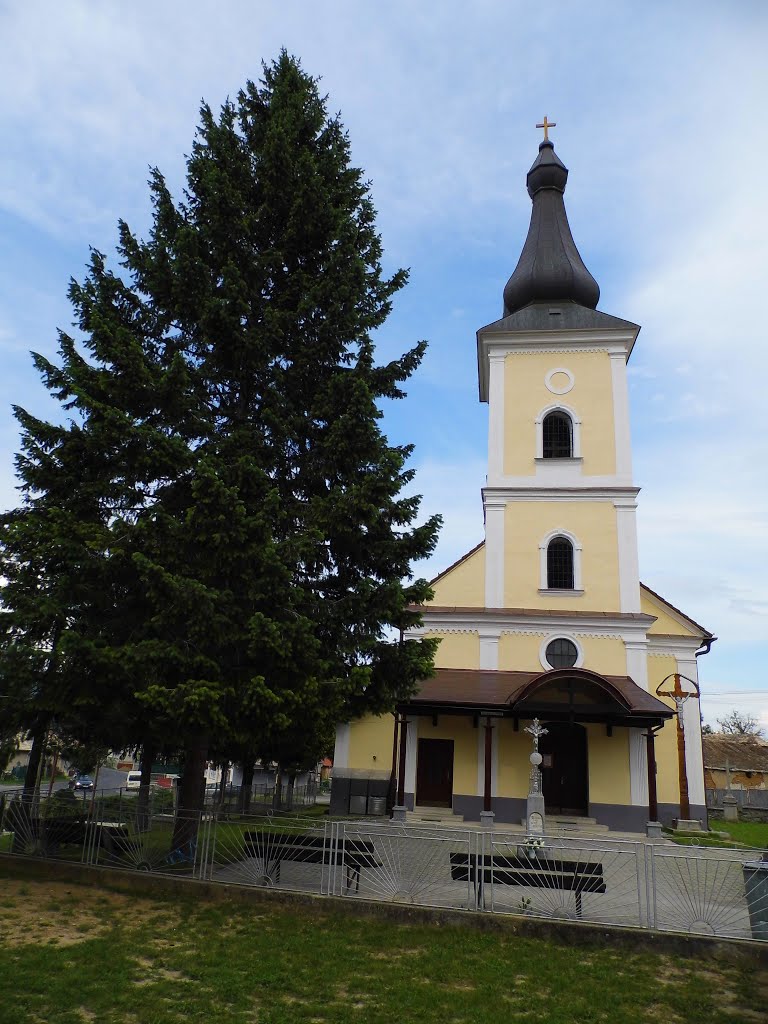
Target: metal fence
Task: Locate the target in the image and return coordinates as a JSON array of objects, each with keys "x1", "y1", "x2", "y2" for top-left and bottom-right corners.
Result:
[{"x1": 1, "y1": 794, "x2": 767, "y2": 942}]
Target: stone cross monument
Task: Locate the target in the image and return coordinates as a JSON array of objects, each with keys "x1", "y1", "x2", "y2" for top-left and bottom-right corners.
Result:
[{"x1": 524, "y1": 719, "x2": 548, "y2": 835}]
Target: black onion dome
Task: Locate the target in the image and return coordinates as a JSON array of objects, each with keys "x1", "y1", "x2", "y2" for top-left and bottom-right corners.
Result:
[{"x1": 502, "y1": 139, "x2": 600, "y2": 316}]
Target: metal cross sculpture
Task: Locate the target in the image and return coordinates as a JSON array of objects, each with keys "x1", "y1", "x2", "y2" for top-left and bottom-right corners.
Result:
[
  {"x1": 536, "y1": 116, "x2": 556, "y2": 141},
  {"x1": 524, "y1": 718, "x2": 548, "y2": 753}
]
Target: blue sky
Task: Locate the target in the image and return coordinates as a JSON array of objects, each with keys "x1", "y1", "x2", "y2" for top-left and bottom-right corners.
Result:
[{"x1": 1, "y1": 1, "x2": 766, "y2": 728}]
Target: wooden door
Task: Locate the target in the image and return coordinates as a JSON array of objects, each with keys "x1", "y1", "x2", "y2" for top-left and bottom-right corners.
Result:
[
  {"x1": 416, "y1": 738, "x2": 454, "y2": 807},
  {"x1": 540, "y1": 723, "x2": 588, "y2": 815}
]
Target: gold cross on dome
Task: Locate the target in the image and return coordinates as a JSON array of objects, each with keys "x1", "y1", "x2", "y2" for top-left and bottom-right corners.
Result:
[{"x1": 536, "y1": 116, "x2": 556, "y2": 141}]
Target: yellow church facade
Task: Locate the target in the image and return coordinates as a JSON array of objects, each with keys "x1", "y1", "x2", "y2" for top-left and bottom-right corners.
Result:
[{"x1": 331, "y1": 135, "x2": 713, "y2": 833}]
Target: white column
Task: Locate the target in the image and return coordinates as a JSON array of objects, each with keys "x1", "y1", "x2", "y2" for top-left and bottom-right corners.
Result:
[
  {"x1": 629, "y1": 729, "x2": 649, "y2": 807},
  {"x1": 484, "y1": 495, "x2": 505, "y2": 608},
  {"x1": 677, "y1": 657, "x2": 706, "y2": 811},
  {"x1": 487, "y1": 351, "x2": 506, "y2": 485},
  {"x1": 405, "y1": 716, "x2": 418, "y2": 800},
  {"x1": 479, "y1": 628, "x2": 500, "y2": 669},
  {"x1": 334, "y1": 723, "x2": 351, "y2": 769},
  {"x1": 615, "y1": 498, "x2": 641, "y2": 613},
  {"x1": 624, "y1": 637, "x2": 649, "y2": 690},
  {"x1": 610, "y1": 350, "x2": 633, "y2": 481}
]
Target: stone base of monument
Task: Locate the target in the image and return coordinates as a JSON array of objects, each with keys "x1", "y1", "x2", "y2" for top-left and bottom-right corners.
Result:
[
  {"x1": 526, "y1": 792, "x2": 546, "y2": 835},
  {"x1": 391, "y1": 805, "x2": 407, "y2": 823},
  {"x1": 675, "y1": 818, "x2": 703, "y2": 832},
  {"x1": 479, "y1": 810, "x2": 495, "y2": 828},
  {"x1": 722, "y1": 794, "x2": 739, "y2": 822},
  {"x1": 646, "y1": 821, "x2": 664, "y2": 839}
]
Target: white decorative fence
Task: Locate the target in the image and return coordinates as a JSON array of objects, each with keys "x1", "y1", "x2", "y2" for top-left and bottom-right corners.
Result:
[{"x1": 2, "y1": 795, "x2": 767, "y2": 943}]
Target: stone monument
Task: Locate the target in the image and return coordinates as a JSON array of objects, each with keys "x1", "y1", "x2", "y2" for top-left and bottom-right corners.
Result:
[{"x1": 524, "y1": 719, "x2": 548, "y2": 835}]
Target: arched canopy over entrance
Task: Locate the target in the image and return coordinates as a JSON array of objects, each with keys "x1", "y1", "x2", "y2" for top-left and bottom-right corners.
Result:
[{"x1": 508, "y1": 668, "x2": 636, "y2": 724}]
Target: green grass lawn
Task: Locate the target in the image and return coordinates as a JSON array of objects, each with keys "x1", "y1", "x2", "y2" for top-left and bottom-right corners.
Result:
[
  {"x1": 668, "y1": 818, "x2": 768, "y2": 850},
  {"x1": 0, "y1": 874, "x2": 765, "y2": 1024}
]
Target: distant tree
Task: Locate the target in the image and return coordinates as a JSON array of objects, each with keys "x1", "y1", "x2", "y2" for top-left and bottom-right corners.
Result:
[
  {"x1": 717, "y1": 710, "x2": 764, "y2": 739},
  {"x1": 701, "y1": 722, "x2": 714, "y2": 735}
]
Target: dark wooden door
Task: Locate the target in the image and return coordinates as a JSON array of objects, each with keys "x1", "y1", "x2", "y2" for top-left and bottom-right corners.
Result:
[
  {"x1": 416, "y1": 738, "x2": 454, "y2": 807},
  {"x1": 539, "y1": 723, "x2": 588, "y2": 815}
]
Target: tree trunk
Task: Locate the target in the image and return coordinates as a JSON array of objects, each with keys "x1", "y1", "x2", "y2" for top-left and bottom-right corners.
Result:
[
  {"x1": 171, "y1": 735, "x2": 208, "y2": 853},
  {"x1": 21, "y1": 727, "x2": 46, "y2": 806},
  {"x1": 137, "y1": 742, "x2": 155, "y2": 832},
  {"x1": 218, "y1": 763, "x2": 228, "y2": 807},
  {"x1": 240, "y1": 760, "x2": 255, "y2": 814},
  {"x1": 273, "y1": 766, "x2": 283, "y2": 810},
  {"x1": 286, "y1": 771, "x2": 296, "y2": 811}
]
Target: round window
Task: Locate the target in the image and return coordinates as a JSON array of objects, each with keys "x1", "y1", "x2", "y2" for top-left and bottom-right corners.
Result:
[{"x1": 545, "y1": 638, "x2": 578, "y2": 669}]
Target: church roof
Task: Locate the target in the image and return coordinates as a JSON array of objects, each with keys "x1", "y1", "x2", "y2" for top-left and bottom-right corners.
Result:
[
  {"x1": 478, "y1": 300, "x2": 640, "y2": 337},
  {"x1": 502, "y1": 139, "x2": 601, "y2": 316}
]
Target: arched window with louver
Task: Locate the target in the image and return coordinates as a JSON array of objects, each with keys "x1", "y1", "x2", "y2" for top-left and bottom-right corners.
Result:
[
  {"x1": 547, "y1": 536, "x2": 574, "y2": 590},
  {"x1": 542, "y1": 411, "x2": 573, "y2": 458}
]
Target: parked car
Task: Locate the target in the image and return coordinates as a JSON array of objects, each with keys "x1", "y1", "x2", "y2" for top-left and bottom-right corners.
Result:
[
  {"x1": 125, "y1": 770, "x2": 142, "y2": 791},
  {"x1": 69, "y1": 775, "x2": 94, "y2": 791}
]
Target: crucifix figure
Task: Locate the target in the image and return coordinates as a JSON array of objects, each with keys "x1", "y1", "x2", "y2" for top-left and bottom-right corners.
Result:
[
  {"x1": 536, "y1": 116, "x2": 556, "y2": 141},
  {"x1": 524, "y1": 718, "x2": 548, "y2": 753}
]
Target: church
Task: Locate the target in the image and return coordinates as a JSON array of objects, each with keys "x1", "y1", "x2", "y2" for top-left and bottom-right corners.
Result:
[{"x1": 331, "y1": 127, "x2": 714, "y2": 833}]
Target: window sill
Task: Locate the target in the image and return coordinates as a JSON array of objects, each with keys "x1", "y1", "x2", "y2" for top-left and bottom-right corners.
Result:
[
  {"x1": 538, "y1": 588, "x2": 584, "y2": 596},
  {"x1": 534, "y1": 457, "x2": 583, "y2": 464}
]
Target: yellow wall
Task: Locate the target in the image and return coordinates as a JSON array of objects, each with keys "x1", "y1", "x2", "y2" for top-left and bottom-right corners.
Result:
[
  {"x1": 496, "y1": 718, "x2": 531, "y2": 798},
  {"x1": 503, "y1": 351, "x2": 616, "y2": 477},
  {"x1": 641, "y1": 587, "x2": 701, "y2": 637},
  {"x1": 498, "y1": 633, "x2": 626, "y2": 675},
  {"x1": 428, "y1": 631, "x2": 480, "y2": 670},
  {"x1": 347, "y1": 714, "x2": 395, "y2": 772},
  {"x1": 417, "y1": 716, "x2": 478, "y2": 796},
  {"x1": 504, "y1": 500, "x2": 620, "y2": 609},
  {"x1": 647, "y1": 655, "x2": 681, "y2": 803},
  {"x1": 586, "y1": 725, "x2": 631, "y2": 804},
  {"x1": 432, "y1": 544, "x2": 485, "y2": 607}
]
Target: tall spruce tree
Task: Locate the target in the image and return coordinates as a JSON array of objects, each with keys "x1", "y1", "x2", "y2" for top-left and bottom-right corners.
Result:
[{"x1": 2, "y1": 52, "x2": 440, "y2": 833}]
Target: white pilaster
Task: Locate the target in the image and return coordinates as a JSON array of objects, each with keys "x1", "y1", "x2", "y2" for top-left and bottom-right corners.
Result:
[
  {"x1": 615, "y1": 497, "x2": 641, "y2": 613},
  {"x1": 334, "y1": 723, "x2": 351, "y2": 770},
  {"x1": 479, "y1": 629, "x2": 500, "y2": 669},
  {"x1": 629, "y1": 729, "x2": 649, "y2": 807},
  {"x1": 610, "y1": 350, "x2": 633, "y2": 482},
  {"x1": 483, "y1": 494, "x2": 506, "y2": 607},
  {"x1": 405, "y1": 716, "x2": 418, "y2": 798},
  {"x1": 487, "y1": 351, "x2": 506, "y2": 485},
  {"x1": 677, "y1": 657, "x2": 705, "y2": 810},
  {"x1": 624, "y1": 637, "x2": 649, "y2": 690}
]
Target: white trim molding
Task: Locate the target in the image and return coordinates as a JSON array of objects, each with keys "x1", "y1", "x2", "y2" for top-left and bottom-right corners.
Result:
[
  {"x1": 539, "y1": 633, "x2": 584, "y2": 671},
  {"x1": 629, "y1": 729, "x2": 649, "y2": 807},
  {"x1": 405, "y1": 716, "x2": 418, "y2": 797},
  {"x1": 487, "y1": 350, "x2": 506, "y2": 480},
  {"x1": 483, "y1": 492, "x2": 506, "y2": 608},
  {"x1": 479, "y1": 628, "x2": 501, "y2": 669},
  {"x1": 539, "y1": 528, "x2": 583, "y2": 592},
  {"x1": 334, "y1": 723, "x2": 351, "y2": 770},
  {"x1": 545, "y1": 367, "x2": 574, "y2": 395},
  {"x1": 535, "y1": 403, "x2": 582, "y2": 459},
  {"x1": 609, "y1": 350, "x2": 633, "y2": 480}
]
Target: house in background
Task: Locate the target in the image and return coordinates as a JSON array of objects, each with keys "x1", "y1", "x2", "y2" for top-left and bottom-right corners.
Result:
[
  {"x1": 331, "y1": 131, "x2": 714, "y2": 832},
  {"x1": 704, "y1": 735, "x2": 768, "y2": 794}
]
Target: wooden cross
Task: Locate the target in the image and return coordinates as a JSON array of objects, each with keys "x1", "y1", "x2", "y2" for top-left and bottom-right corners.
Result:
[{"x1": 536, "y1": 116, "x2": 556, "y2": 141}]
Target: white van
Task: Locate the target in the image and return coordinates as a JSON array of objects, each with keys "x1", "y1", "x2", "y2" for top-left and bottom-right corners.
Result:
[{"x1": 125, "y1": 770, "x2": 142, "y2": 791}]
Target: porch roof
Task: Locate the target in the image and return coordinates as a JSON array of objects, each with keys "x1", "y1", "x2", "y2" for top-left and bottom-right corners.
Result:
[{"x1": 400, "y1": 667, "x2": 674, "y2": 728}]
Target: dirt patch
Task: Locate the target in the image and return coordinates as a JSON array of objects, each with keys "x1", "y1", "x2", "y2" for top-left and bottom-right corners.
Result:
[{"x1": 0, "y1": 880, "x2": 111, "y2": 947}]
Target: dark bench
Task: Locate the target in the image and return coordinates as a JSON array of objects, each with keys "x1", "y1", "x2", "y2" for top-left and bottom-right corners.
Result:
[
  {"x1": 6, "y1": 813, "x2": 129, "y2": 856},
  {"x1": 242, "y1": 830, "x2": 381, "y2": 892},
  {"x1": 450, "y1": 850, "x2": 605, "y2": 916}
]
